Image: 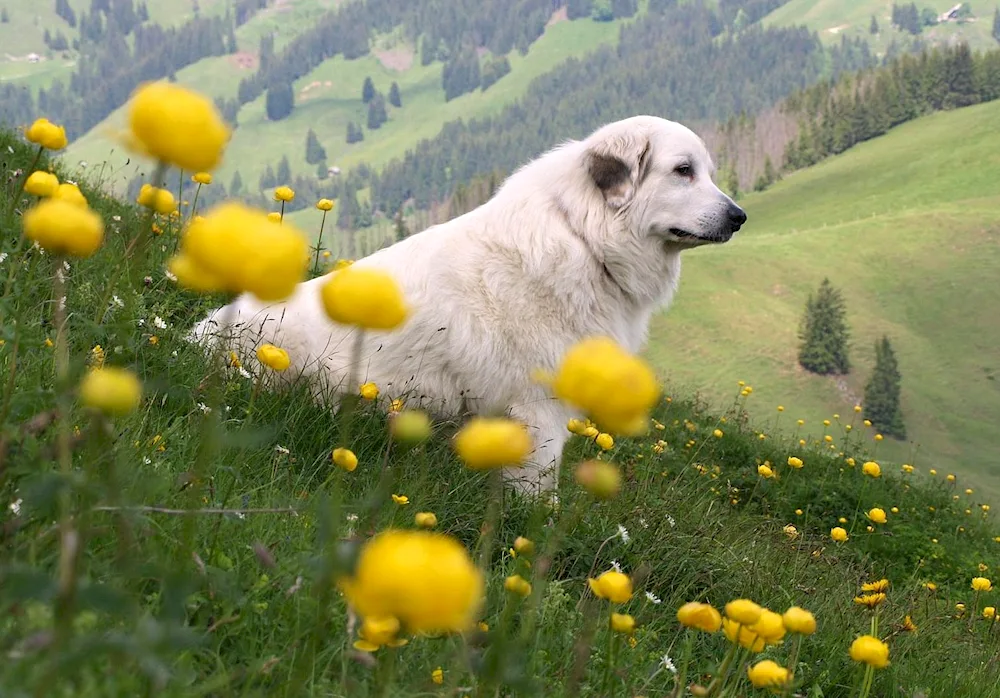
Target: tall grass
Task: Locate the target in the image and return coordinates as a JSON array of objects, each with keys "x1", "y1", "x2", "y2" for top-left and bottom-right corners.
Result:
[{"x1": 1, "y1": 128, "x2": 999, "y2": 697}]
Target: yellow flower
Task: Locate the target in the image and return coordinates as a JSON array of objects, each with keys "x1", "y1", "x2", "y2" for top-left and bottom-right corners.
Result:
[
  {"x1": 23, "y1": 199, "x2": 104, "y2": 258},
  {"x1": 53, "y1": 183, "x2": 86, "y2": 207},
  {"x1": 782, "y1": 606, "x2": 816, "y2": 635},
  {"x1": 316, "y1": 198, "x2": 334, "y2": 211},
  {"x1": 550, "y1": 336, "x2": 659, "y2": 435},
  {"x1": 89, "y1": 345, "x2": 106, "y2": 368},
  {"x1": 78, "y1": 367, "x2": 142, "y2": 416},
  {"x1": 588, "y1": 570, "x2": 632, "y2": 604},
  {"x1": 332, "y1": 447, "x2": 358, "y2": 472},
  {"x1": 713, "y1": 428, "x2": 724, "y2": 438},
  {"x1": 513, "y1": 536, "x2": 534, "y2": 555},
  {"x1": 127, "y1": 81, "x2": 230, "y2": 171},
  {"x1": 192, "y1": 172, "x2": 212, "y2": 185},
  {"x1": 750, "y1": 610, "x2": 785, "y2": 645},
  {"x1": 867, "y1": 508, "x2": 887, "y2": 524},
  {"x1": 25, "y1": 118, "x2": 68, "y2": 150},
  {"x1": 854, "y1": 404, "x2": 862, "y2": 412},
  {"x1": 924, "y1": 582, "x2": 937, "y2": 592},
  {"x1": 170, "y1": 202, "x2": 308, "y2": 301},
  {"x1": 845, "y1": 457, "x2": 855, "y2": 467},
  {"x1": 504, "y1": 574, "x2": 532, "y2": 597},
  {"x1": 359, "y1": 382, "x2": 379, "y2": 400},
  {"x1": 823, "y1": 435, "x2": 833, "y2": 443},
  {"x1": 946, "y1": 473, "x2": 956, "y2": 482},
  {"x1": 776, "y1": 405, "x2": 784, "y2": 412},
  {"x1": 783, "y1": 524, "x2": 798, "y2": 539},
  {"x1": 929, "y1": 469, "x2": 937, "y2": 476},
  {"x1": 610, "y1": 613, "x2": 636, "y2": 635},
  {"x1": 24, "y1": 171, "x2": 59, "y2": 197},
  {"x1": 274, "y1": 185, "x2": 295, "y2": 202},
  {"x1": 795, "y1": 509, "x2": 803, "y2": 516},
  {"x1": 849, "y1": 635, "x2": 890, "y2": 669},
  {"x1": 874, "y1": 433, "x2": 883, "y2": 441},
  {"x1": 984, "y1": 607, "x2": 996, "y2": 619},
  {"x1": 797, "y1": 419, "x2": 805, "y2": 425},
  {"x1": 574, "y1": 459, "x2": 621, "y2": 499},
  {"x1": 320, "y1": 265, "x2": 408, "y2": 330},
  {"x1": 339, "y1": 529, "x2": 484, "y2": 633},
  {"x1": 390, "y1": 410, "x2": 432, "y2": 444},
  {"x1": 392, "y1": 494, "x2": 410, "y2": 506},
  {"x1": 595, "y1": 432, "x2": 614, "y2": 450},
  {"x1": 747, "y1": 660, "x2": 790, "y2": 690},
  {"x1": 725, "y1": 599, "x2": 762, "y2": 626},
  {"x1": 137, "y1": 183, "x2": 176, "y2": 214},
  {"x1": 862, "y1": 461, "x2": 881, "y2": 478},
  {"x1": 676, "y1": 602, "x2": 722, "y2": 633},
  {"x1": 414, "y1": 512, "x2": 437, "y2": 528},
  {"x1": 44, "y1": 338, "x2": 54, "y2": 348},
  {"x1": 256, "y1": 344, "x2": 290, "y2": 371},
  {"x1": 901, "y1": 464, "x2": 914, "y2": 473},
  {"x1": 787, "y1": 456, "x2": 803, "y2": 469},
  {"x1": 757, "y1": 464, "x2": 774, "y2": 479},
  {"x1": 861, "y1": 579, "x2": 889, "y2": 593},
  {"x1": 352, "y1": 614, "x2": 403, "y2": 652},
  {"x1": 267, "y1": 212, "x2": 282, "y2": 223},
  {"x1": 863, "y1": 419, "x2": 872, "y2": 427},
  {"x1": 890, "y1": 507, "x2": 899, "y2": 514},
  {"x1": 722, "y1": 618, "x2": 765, "y2": 652},
  {"x1": 902, "y1": 615, "x2": 917, "y2": 632},
  {"x1": 853, "y1": 593, "x2": 886, "y2": 609},
  {"x1": 431, "y1": 667, "x2": 444, "y2": 685},
  {"x1": 823, "y1": 419, "x2": 831, "y2": 427},
  {"x1": 452, "y1": 417, "x2": 531, "y2": 470},
  {"x1": 971, "y1": 577, "x2": 993, "y2": 592},
  {"x1": 831, "y1": 527, "x2": 848, "y2": 542}
]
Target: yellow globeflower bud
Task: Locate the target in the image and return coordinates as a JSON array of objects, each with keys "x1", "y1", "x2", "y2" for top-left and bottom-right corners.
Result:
[
  {"x1": 332, "y1": 447, "x2": 358, "y2": 472},
  {"x1": 274, "y1": 185, "x2": 295, "y2": 202},
  {"x1": 256, "y1": 344, "x2": 290, "y2": 371},
  {"x1": 574, "y1": 459, "x2": 621, "y2": 499},
  {"x1": 23, "y1": 199, "x2": 104, "y2": 258},
  {"x1": 24, "y1": 171, "x2": 59, "y2": 197},
  {"x1": 610, "y1": 613, "x2": 636, "y2": 635},
  {"x1": 453, "y1": 417, "x2": 531, "y2": 470},
  {"x1": 25, "y1": 118, "x2": 68, "y2": 150},
  {"x1": 320, "y1": 266, "x2": 408, "y2": 330},
  {"x1": 78, "y1": 367, "x2": 142, "y2": 416},
  {"x1": 316, "y1": 198, "x2": 334, "y2": 211},
  {"x1": 414, "y1": 512, "x2": 437, "y2": 528},
  {"x1": 587, "y1": 569, "x2": 632, "y2": 604},
  {"x1": 849, "y1": 635, "x2": 890, "y2": 669},
  {"x1": 782, "y1": 606, "x2": 816, "y2": 635},
  {"x1": 747, "y1": 660, "x2": 790, "y2": 689},
  {"x1": 390, "y1": 410, "x2": 432, "y2": 444},
  {"x1": 676, "y1": 602, "x2": 722, "y2": 632}
]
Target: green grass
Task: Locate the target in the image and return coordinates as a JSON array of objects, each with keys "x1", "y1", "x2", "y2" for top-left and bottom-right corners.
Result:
[
  {"x1": 3, "y1": 124, "x2": 1000, "y2": 696},
  {"x1": 763, "y1": 0, "x2": 1000, "y2": 53},
  {"x1": 646, "y1": 99, "x2": 1000, "y2": 500}
]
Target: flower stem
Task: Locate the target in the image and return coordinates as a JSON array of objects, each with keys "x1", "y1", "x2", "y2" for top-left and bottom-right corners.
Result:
[
  {"x1": 857, "y1": 664, "x2": 875, "y2": 698},
  {"x1": 280, "y1": 200, "x2": 285, "y2": 222},
  {"x1": 5, "y1": 145, "x2": 43, "y2": 217},
  {"x1": 313, "y1": 211, "x2": 328, "y2": 276},
  {"x1": 601, "y1": 608, "x2": 619, "y2": 697},
  {"x1": 189, "y1": 182, "x2": 202, "y2": 222},
  {"x1": 668, "y1": 631, "x2": 694, "y2": 698}
]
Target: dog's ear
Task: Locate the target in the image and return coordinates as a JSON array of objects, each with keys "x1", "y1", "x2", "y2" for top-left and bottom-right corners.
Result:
[{"x1": 586, "y1": 136, "x2": 651, "y2": 209}]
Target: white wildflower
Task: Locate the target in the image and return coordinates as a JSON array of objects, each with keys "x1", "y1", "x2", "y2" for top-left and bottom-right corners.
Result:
[
  {"x1": 645, "y1": 591, "x2": 662, "y2": 604},
  {"x1": 153, "y1": 316, "x2": 167, "y2": 330},
  {"x1": 617, "y1": 524, "x2": 630, "y2": 544},
  {"x1": 638, "y1": 517, "x2": 648, "y2": 529},
  {"x1": 112, "y1": 295, "x2": 124, "y2": 308},
  {"x1": 9, "y1": 498, "x2": 22, "y2": 516},
  {"x1": 197, "y1": 402, "x2": 212, "y2": 414},
  {"x1": 666, "y1": 515, "x2": 676, "y2": 527},
  {"x1": 238, "y1": 367, "x2": 252, "y2": 379},
  {"x1": 660, "y1": 654, "x2": 677, "y2": 674},
  {"x1": 165, "y1": 269, "x2": 178, "y2": 282},
  {"x1": 275, "y1": 445, "x2": 290, "y2": 455},
  {"x1": 0, "y1": 252, "x2": 7, "y2": 263},
  {"x1": 611, "y1": 560, "x2": 622, "y2": 573}
]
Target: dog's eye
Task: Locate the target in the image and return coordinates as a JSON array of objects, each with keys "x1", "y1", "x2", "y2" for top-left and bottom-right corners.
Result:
[{"x1": 674, "y1": 164, "x2": 693, "y2": 177}]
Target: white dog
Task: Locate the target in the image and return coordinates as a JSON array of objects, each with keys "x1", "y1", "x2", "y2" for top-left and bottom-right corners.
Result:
[{"x1": 189, "y1": 115, "x2": 746, "y2": 496}]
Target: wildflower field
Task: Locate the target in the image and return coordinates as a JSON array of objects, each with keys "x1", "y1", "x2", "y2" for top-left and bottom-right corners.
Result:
[{"x1": 2, "y1": 87, "x2": 1000, "y2": 698}]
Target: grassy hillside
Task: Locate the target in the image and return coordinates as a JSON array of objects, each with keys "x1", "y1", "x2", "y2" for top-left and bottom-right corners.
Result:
[
  {"x1": 3, "y1": 124, "x2": 1000, "y2": 696},
  {"x1": 647, "y1": 99, "x2": 1000, "y2": 499},
  {"x1": 764, "y1": 0, "x2": 1000, "y2": 52}
]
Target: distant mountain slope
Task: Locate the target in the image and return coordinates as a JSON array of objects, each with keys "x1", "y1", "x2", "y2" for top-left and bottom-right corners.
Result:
[{"x1": 646, "y1": 99, "x2": 1000, "y2": 497}]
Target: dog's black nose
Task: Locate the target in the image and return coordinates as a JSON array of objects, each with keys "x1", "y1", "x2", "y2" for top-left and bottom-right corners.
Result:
[{"x1": 727, "y1": 203, "x2": 747, "y2": 230}]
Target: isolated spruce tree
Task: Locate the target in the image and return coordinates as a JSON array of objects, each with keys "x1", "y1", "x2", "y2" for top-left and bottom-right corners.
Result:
[
  {"x1": 362, "y1": 76, "x2": 375, "y2": 103},
  {"x1": 388, "y1": 81, "x2": 402, "y2": 107},
  {"x1": 992, "y1": 8, "x2": 1000, "y2": 43},
  {"x1": 863, "y1": 336, "x2": 906, "y2": 439},
  {"x1": 797, "y1": 278, "x2": 851, "y2": 375},
  {"x1": 305, "y1": 128, "x2": 327, "y2": 164}
]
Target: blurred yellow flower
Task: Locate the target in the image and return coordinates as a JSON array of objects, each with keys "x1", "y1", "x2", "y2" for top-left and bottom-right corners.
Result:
[
  {"x1": 725, "y1": 599, "x2": 762, "y2": 625},
  {"x1": 588, "y1": 570, "x2": 632, "y2": 604},
  {"x1": 713, "y1": 429, "x2": 724, "y2": 438},
  {"x1": 192, "y1": 172, "x2": 212, "y2": 185},
  {"x1": 901, "y1": 464, "x2": 914, "y2": 473},
  {"x1": 853, "y1": 593, "x2": 886, "y2": 609},
  {"x1": 676, "y1": 601, "x2": 722, "y2": 632},
  {"x1": 513, "y1": 536, "x2": 534, "y2": 555},
  {"x1": 722, "y1": 618, "x2": 765, "y2": 652},
  {"x1": 25, "y1": 117, "x2": 68, "y2": 150},
  {"x1": 946, "y1": 474, "x2": 956, "y2": 482},
  {"x1": 787, "y1": 456, "x2": 803, "y2": 469},
  {"x1": 338, "y1": 530, "x2": 484, "y2": 634},
  {"x1": 321, "y1": 265, "x2": 408, "y2": 330},
  {"x1": 431, "y1": 667, "x2": 444, "y2": 685},
  {"x1": 316, "y1": 198, "x2": 334, "y2": 211},
  {"x1": 274, "y1": 185, "x2": 295, "y2": 202},
  {"x1": 863, "y1": 419, "x2": 872, "y2": 427},
  {"x1": 971, "y1": 577, "x2": 992, "y2": 592},
  {"x1": 352, "y1": 614, "x2": 404, "y2": 652},
  {"x1": 453, "y1": 417, "x2": 531, "y2": 470},
  {"x1": 574, "y1": 459, "x2": 621, "y2": 499},
  {"x1": 392, "y1": 494, "x2": 410, "y2": 506},
  {"x1": 610, "y1": 613, "x2": 636, "y2": 635},
  {"x1": 390, "y1": 409, "x2": 432, "y2": 444},
  {"x1": 758, "y1": 464, "x2": 774, "y2": 479},
  {"x1": 24, "y1": 171, "x2": 59, "y2": 197},
  {"x1": 359, "y1": 382, "x2": 379, "y2": 400},
  {"x1": 550, "y1": 336, "x2": 659, "y2": 435},
  {"x1": 332, "y1": 447, "x2": 358, "y2": 472},
  {"x1": 23, "y1": 199, "x2": 104, "y2": 258},
  {"x1": 849, "y1": 635, "x2": 890, "y2": 669},
  {"x1": 984, "y1": 607, "x2": 996, "y2": 619},
  {"x1": 747, "y1": 660, "x2": 789, "y2": 689},
  {"x1": 831, "y1": 527, "x2": 848, "y2": 542},
  {"x1": 504, "y1": 574, "x2": 532, "y2": 597},
  {"x1": 874, "y1": 434, "x2": 883, "y2": 441},
  {"x1": 267, "y1": 212, "x2": 282, "y2": 223},
  {"x1": 137, "y1": 183, "x2": 176, "y2": 214},
  {"x1": 79, "y1": 367, "x2": 142, "y2": 416},
  {"x1": 862, "y1": 461, "x2": 881, "y2": 478},
  {"x1": 782, "y1": 606, "x2": 816, "y2": 635},
  {"x1": 256, "y1": 344, "x2": 290, "y2": 372},
  {"x1": 595, "y1": 432, "x2": 614, "y2": 450},
  {"x1": 414, "y1": 512, "x2": 437, "y2": 528},
  {"x1": 861, "y1": 579, "x2": 889, "y2": 593},
  {"x1": 867, "y1": 508, "x2": 887, "y2": 524},
  {"x1": 902, "y1": 615, "x2": 917, "y2": 632},
  {"x1": 170, "y1": 202, "x2": 308, "y2": 301},
  {"x1": 127, "y1": 81, "x2": 230, "y2": 171}
]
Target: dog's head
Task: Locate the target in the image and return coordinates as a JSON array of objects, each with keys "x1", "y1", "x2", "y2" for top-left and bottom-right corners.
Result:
[{"x1": 583, "y1": 116, "x2": 746, "y2": 247}]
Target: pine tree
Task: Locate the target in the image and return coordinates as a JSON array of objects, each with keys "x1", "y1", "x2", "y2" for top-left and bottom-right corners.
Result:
[
  {"x1": 393, "y1": 207, "x2": 408, "y2": 241},
  {"x1": 367, "y1": 93, "x2": 387, "y2": 130},
  {"x1": 230, "y1": 170, "x2": 243, "y2": 195},
  {"x1": 362, "y1": 76, "x2": 375, "y2": 103},
  {"x1": 1, "y1": 7, "x2": 8, "y2": 23},
  {"x1": 265, "y1": 79, "x2": 294, "y2": 121},
  {"x1": 797, "y1": 278, "x2": 851, "y2": 375},
  {"x1": 276, "y1": 155, "x2": 291, "y2": 185},
  {"x1": 305, "y1": 128, "x2": 327, "y2": 164},
  {"x1": 388, "y1": 81, "x2": 401, "y2": 108},
  {"x1": 346, "y1": 121, "x2": 364, "y2": 144},
  {"x1": 863, "y1": 336, "x2": 906, "y2": 439},
  {"x1": 993, "y1": 8, "x2": 1000, "y2": 43},
  {"x1": 870, "y1": 15, "x2": 879, "y2": 34}
]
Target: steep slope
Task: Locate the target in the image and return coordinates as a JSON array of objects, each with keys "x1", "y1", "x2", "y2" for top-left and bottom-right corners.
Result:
[{"x1": 646, "y1": 99, "x2": 1000, "y2": 497}]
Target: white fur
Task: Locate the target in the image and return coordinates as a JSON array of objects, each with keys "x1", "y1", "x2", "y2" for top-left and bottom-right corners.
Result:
[{"x1": 189, "y1": 115, "x2": 745, "y2": 496}]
